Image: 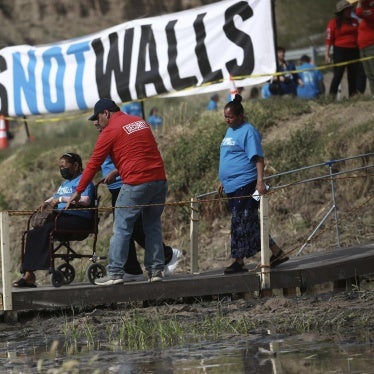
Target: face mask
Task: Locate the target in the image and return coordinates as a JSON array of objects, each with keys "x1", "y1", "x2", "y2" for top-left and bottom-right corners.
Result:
[{"x1": 60, "y1": 167, "x2": 74, "y2": 180}]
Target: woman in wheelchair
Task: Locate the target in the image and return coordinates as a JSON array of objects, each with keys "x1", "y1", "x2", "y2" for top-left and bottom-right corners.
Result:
[{"x1": 13, "y1": 152, "x2": 95, "y2": 287}]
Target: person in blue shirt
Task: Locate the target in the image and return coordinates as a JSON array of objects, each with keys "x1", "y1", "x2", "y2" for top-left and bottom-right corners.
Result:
[
  {"x1": 269, "y1": 46, "x2": 302, "y2": 96},
  {"x1": 297, "y1": 55, "x2": 325, "y2": 99},
  {"x1": 13, "y1": 153, "x2": 95, "y2": 287},
  {"x1": 207, "y1": 93, "x2": 219, "y2": 111},
  {"x1": 218, "y1": 95, "x2": 289, "y2": 274},
  {"x1": 261, "y1": 82, "x2": 272, "y2": 99},
  {"x1": 147, "y1": 107, "x2": 163, "y2": 129},
  {"x1": 121, "y1": 101, "x2": 143, "y2": 117}
]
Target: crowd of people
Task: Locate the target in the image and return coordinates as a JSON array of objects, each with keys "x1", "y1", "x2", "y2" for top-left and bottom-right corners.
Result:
[
  {"x1": 260, "y1": 0, "x2": 373, "y2": 100},
  {"x1": 14, "y1": 93, "x2": 291, "y2": 287}
]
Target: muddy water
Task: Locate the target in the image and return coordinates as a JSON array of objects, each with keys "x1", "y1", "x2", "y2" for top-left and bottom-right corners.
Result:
[{"x1": 0, "y1": 330, "x2": 373, "y2": 373}]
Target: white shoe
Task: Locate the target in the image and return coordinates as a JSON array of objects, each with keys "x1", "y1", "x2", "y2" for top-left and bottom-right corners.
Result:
[
  {"x1": 94, "y1": 274, "x2": 123, "y2": 286},
  {"x1": 148, "y1": 270, "x2": 164, "y2": 283},
  {"x1": 164, "y1": 248, "x2": 182, "y2": 277},
  {"x1": 123, "y1": 272, "x2": 144, "y2": 282}
]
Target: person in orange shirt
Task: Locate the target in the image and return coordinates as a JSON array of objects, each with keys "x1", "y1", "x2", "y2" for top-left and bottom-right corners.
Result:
[{"x1": 325, "y1": 0, "x2": 361, "y2": 98}]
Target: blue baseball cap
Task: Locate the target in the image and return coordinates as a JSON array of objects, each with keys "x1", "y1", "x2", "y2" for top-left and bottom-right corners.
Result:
[{"x1": 88, "y1": 98, "x2": 119, "y2": 121}]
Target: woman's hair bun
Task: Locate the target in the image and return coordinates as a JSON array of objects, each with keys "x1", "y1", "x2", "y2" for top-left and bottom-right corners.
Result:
[{"x1": 233, "y1": 94, "x2": 242, "y2": 103}]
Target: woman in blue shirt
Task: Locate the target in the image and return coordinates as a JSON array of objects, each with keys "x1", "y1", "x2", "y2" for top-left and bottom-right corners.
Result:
[
  {"x1": 13, "y1": 153, "x2": 94, "y2": 287},
  {"x1": 218, "y1": 95, "x2": 288, "y2": 274},
  {"x1": 147, "y1": 107, "x2": 163, "y2": 129}
]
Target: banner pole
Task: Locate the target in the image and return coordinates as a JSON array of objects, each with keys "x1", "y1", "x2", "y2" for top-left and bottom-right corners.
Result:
[{"x1": 271, "y1": 0, "x2": 280, "y2": 72}]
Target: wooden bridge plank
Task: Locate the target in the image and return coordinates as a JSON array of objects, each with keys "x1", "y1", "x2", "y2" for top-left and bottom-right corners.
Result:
[
  {"x1": 269, "y1": 243, "x2": 374, "y2": 289},
  {"x1": 9, "y1": 272, "x2": 260, "y2": 312},
  {"x1": 2, "y1": 243, "x2": 373, "y2": 313}
]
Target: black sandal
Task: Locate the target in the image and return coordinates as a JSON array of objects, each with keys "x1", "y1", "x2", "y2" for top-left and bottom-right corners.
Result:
[
  {"x1": 13, "y1": 278, "x2": 37, "y2": 288},
  {"x1": 270, "y1": 250, "x2": 289, "y2": 268},
  {"x1": 224, "y1": 261, "x2": 248, "y2": 274}
]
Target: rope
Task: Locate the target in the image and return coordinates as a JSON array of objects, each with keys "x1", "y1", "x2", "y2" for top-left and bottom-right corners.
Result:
[
  {"x1": 4, "y1": 56, "x2": 374, "y2": 123},
  {"x1": 3, "y1": 171, "x2": 372, "y2": 275},
  {"x1": 4, "y1": 172, "x2": 373, "y2": 217}
]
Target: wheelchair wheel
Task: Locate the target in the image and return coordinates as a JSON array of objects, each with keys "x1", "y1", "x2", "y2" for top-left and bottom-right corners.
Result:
[
  {"x1": 57, "y1": 263, "x2": 75, "y2": 284},
  {"x1": 86, "y1": 263, "x2": 106, "y2": 285},
  {"x1": 51, "y1": 270, "x2": 65, "y2": 288}
]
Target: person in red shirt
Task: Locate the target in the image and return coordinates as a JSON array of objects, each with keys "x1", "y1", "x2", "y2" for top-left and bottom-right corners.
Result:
[
  {"x1": 355, "y1": 0, "x2": 374, "y2": 95},
  {"x1": 68, "y1": 98, "x2": 168, "y2": 285},
  {"x1": 325, "y1": 0, "x2": 361, "y2": 98}
]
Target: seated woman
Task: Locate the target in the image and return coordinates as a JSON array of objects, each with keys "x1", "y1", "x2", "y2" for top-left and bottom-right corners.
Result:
[{"x1": 13, "y1": 152, "x2": 95, "y2": 287}]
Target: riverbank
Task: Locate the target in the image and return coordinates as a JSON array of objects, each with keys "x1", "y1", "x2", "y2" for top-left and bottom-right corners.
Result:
[
  {"x1": 1, "y1": 283, "x2": 373, "y2": 373},
  {"x1": 2, "y1": 280, "x2": 373, "y2": 345}
]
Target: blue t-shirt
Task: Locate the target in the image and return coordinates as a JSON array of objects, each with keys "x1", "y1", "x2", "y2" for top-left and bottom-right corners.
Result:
[
  {"x1": 207, "y1": 99, "x2": 218, "y2": 111},
  {"x1": 296, "y1": 62, "x2": 324, "y2": 99},
  {"x1": 148, "y1": 114, "x2": 163, "y2": 128},
  {"x1": 219, "y1": 122, "x2": 264, "y2": 194},
  {"x1": 53, "y1": 175, "x2": 95, "y2": 219},
  {"x1": 261, "y1": 83, "x2": 272, "y2": 99},
  {"x1": 121, "y1": 102, "x2": 143, "y2": 117},
  {"x1": 101, "y1": 155, "x2": 122, "y2": 190},
  {"x1": 226, "y1": 93, "x2": 235, "y2": 102}
]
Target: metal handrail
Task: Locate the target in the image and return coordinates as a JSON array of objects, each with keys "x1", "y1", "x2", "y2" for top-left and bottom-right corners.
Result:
[
  {"x1": 265, "y1": 152, "x2": 373, "y2": 183},
  {"x1": 196, "y1": 152, "x2": 373, "y2": 199},
  {"x1": 191, "y1": 153, "x2": 373, "y2": 275}
]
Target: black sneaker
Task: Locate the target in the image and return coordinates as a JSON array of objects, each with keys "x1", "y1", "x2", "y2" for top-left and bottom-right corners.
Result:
[
  {"x1": 270, "y1": 250, "x2": 289, "y2": 268},
  {"x1": 224, "y1": 261, "x2": 248, "y2": 274},
  {"x1": 148, "y1": 270, "x2": 163, "y2": 283}
]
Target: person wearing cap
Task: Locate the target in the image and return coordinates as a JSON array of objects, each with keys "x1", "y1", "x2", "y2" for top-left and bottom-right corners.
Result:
[
  {"x1": 355, "y1": 0, "x2": 374, "y2": 96},
  {"x1": 13, "y1": 153, "x2": 95, "y2": 288},
  {"x1": 68, "y1": 98, "x2": 168, "y2": 285},
  {"x1": 325, "y1": 0, "x2": 361, "y2": 98},
  {"x1": 296, "y1": 55, "x2": 325, "y2": 99},
  {"x1": 91, "y1": 120, "x2": 182, "y2": 281}
]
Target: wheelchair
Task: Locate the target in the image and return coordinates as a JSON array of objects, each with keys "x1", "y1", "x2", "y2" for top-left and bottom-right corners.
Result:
[{"x1": 21, "y1": 181, "x2": 107, "y2": 287}]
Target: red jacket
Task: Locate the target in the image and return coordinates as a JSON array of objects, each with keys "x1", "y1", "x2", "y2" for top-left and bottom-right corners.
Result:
[
  {"x1": 325, "y1": 17, "x2": 359, "y2": 48},
  {"x1": 356, "y1": 1, "x2": 374, "y2": 49},
  {"x1": 76, "y1": 111, "x2": 166, "y2": 193}
]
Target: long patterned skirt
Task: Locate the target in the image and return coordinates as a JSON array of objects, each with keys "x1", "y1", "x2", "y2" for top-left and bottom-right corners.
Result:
[{"x1": 226, "y1": 181, "x2": 275, "y2": 259}]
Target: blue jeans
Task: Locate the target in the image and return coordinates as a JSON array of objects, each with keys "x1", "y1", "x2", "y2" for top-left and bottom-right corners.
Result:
[{"x1": 107, "y1": 180, "x2": 168, "y2": 276}]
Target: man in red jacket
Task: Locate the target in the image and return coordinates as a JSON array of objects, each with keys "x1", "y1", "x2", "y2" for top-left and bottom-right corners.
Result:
[{"x1": 68, "y1": 98, "x2": 168, "y2": 285}]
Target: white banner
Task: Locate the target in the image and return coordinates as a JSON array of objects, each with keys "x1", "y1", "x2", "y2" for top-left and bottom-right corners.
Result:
[{"x1": 0, "y1": 0, "x2": 275, "y2": 117}]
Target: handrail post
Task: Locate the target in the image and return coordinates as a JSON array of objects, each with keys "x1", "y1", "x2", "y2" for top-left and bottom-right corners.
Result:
[
  {"x1": 260, "y1": 196, "x2": 271, "y2": 290},
  {"x1": 327, "y1": 162, "x2": 341, "y2": 247},
  {"x1": 190, "y1": 197, "x2": 199, "y2": 274},
  {"x1": 1, "y1": 211, "x2": 13, "y2": 312}
]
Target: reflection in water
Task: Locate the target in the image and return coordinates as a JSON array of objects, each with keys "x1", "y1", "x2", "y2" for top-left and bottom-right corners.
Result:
[{"x1": 0, "y1": 332, "x2": 373, "y2": 373}]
